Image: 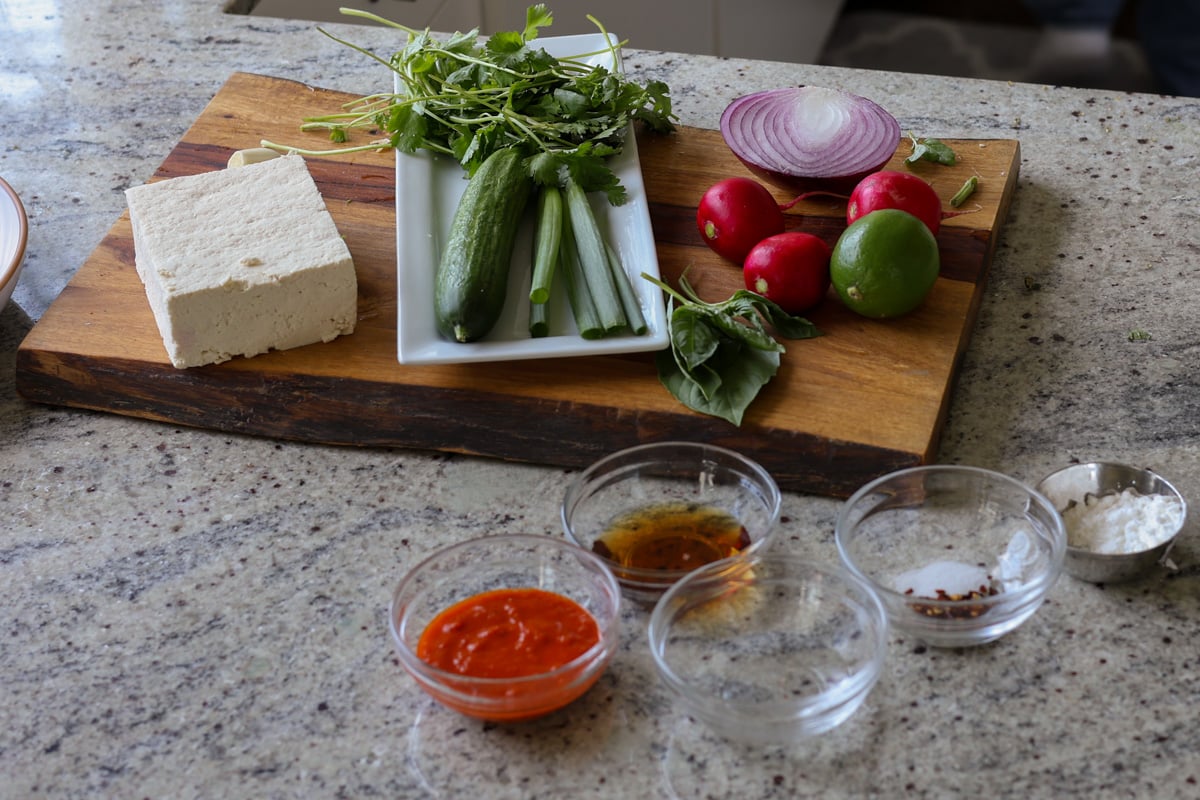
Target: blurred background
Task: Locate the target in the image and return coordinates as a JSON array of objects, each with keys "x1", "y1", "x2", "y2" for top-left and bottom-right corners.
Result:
[{"x1": 228, "y1": 0, "x2": 1164, "y2": 95}]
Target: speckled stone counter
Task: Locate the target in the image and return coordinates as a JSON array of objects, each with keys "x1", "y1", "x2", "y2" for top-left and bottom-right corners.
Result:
[{"x1": 3, "y1": 2, "x2": 1200, "y2": 798}]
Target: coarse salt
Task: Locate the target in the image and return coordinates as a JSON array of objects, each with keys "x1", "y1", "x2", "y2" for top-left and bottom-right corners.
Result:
[
  {"x1": 891, "y1": 530, "x2": 1040, "y2": 600},
  {"x1": 1061, "y1": 488, "x2": 1183, "y2": 554},
  {"x1": 893, "y1": 560, "x2": 990, "y2": 599}
]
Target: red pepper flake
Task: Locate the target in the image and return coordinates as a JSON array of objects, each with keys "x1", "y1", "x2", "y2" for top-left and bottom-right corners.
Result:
[{"x1": 908, "y1": 584, "x2": 998, "y2": 619}]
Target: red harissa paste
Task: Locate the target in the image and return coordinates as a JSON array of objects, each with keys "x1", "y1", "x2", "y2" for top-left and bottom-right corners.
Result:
[{"x1": 417, "y1": 587, "x2": 601, "y2": 679}]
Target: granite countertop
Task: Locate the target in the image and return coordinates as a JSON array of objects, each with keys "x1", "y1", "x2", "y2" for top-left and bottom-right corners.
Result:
[{"x1": 4, "y1": 1, "x2": 1200, "y2": 797}]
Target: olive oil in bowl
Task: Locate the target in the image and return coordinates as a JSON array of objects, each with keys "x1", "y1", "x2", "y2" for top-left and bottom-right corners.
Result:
[{"x1": 591, "y1": 501, "x2": 751, "y2": 573}]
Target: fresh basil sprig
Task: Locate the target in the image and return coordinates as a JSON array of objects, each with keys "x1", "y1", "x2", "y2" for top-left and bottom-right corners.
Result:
[{"x1": 641, "y1": 272, "x2": 821, "y2": 426}]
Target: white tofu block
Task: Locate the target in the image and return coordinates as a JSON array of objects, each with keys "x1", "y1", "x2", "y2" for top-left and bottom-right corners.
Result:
[{"x1": 124, "y1": 154, "x2": 357, "y2": 368}]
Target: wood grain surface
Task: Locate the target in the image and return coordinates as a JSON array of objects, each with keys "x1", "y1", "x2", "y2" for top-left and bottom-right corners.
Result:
[{"x1": 15, "y1": 72, "x2": 1021, "y2": 496}]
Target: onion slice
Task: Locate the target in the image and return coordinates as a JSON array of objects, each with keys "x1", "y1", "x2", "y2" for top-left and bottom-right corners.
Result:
[{"x1": 720, "y1": 86, "x2": 901, "y2": 193}]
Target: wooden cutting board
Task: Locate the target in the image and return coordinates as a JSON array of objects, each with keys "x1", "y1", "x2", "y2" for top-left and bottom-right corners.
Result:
[{"x1": 15, "y1": 72, "x2": 1020, "y2": 497}]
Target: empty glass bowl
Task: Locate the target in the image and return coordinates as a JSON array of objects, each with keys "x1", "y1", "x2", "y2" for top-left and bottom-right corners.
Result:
[
  {"x1": 648, "y1": 554, "x2": 889, "y2": 745},
  {"x1": 561, "y1": 441, "x2": 782, "y2": 603},
  {"x1": 389, "y1": 534, "x2": 622, "y2": 722},
  {"x1": 835, "y1": 465, "x2": 1066, "y2": 648}
]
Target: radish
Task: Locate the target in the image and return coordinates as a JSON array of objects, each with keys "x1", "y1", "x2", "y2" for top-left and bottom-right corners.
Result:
[
  {"x1": 696, "y1": 177, "x2": 785, "y2": 264},
  {"x1": 846, "y1": 170, "x2": 943, "y2": 236},
  {"x1": 743, "y1": 232, "x2": 832, "y2": 314}
]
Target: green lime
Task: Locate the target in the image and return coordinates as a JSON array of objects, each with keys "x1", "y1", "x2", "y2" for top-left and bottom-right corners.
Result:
[{"x1": 830, "y1": 208, "x2": 940, "y2": 318}]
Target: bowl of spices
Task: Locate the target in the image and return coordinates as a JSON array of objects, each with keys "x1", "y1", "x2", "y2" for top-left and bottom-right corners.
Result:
[
  {"x1": 835, "y1": 465, "x2": 1066, "y2": 648},
  {"x1": 389, "y1": 534, "x2": 621, "y2": 722},
  {"x1": 561, "y1": 441, "x2": 782, "y2": 603},
  {"x1": 1036, "y1": 462, "x2": 1187, "y2": 584},
  {"x1": 648, "y1": 554, "x2": 889, "y2": 744}
]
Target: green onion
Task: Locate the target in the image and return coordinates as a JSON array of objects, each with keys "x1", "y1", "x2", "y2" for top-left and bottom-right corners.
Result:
[
  {"x1": 950, "y1": 175, "x2": 979, "y2": 208},
  {"x1": 605, "y1": 241, "x2": 647, "y2": 336},
  {"x1": 564, "y1": 179, "x2": 626, "y2": 333},
  {"x1": 529, "y1": 300, "x2": 550, "y2": 338},
  {"x1": 529, "y1": 185, "x2": 563, "y2": 305},
  {"x1": 559, "y1": 213, "x2": 604, "y2": 340}
]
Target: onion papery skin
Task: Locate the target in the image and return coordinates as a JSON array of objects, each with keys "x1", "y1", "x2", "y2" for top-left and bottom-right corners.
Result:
[{"x1": 720, "y1": 86, "x2": 901, "y2": 194}]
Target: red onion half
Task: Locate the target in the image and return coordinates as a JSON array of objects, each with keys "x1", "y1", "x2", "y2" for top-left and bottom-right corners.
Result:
[{"x1": 720, "y1": 86, "x2": 901, "y2": 194}]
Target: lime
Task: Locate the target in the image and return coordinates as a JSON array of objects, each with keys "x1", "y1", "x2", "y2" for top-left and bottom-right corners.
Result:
[{"x1": 830, "y1": 208, "x2": 940, "y2": 318}]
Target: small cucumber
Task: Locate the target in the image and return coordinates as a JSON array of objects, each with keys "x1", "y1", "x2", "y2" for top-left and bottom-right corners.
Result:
[{"x1": 435, "y1": 148, "x2": 533, "y2": 343}]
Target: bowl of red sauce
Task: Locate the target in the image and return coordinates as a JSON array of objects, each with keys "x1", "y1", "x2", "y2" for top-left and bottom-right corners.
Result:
[
  {"x1": 389, "y1": 534, "x2": 621, "y2": 722},
  {"x1": 561, "y1": 441, "x2": 782, "y2": 604}
]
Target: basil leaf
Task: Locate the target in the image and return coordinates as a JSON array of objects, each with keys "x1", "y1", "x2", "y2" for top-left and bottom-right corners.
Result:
[
  {"x1": 655, "y1": 339, "x2": 780, "y2": 426},
  {"x1": 905, "y1": 132, "x2": 957, "y2": 166},
  {"x1": 701, "y1": 342, "x2": 781, "y2": 426},
  {"x1": 669, "y1": 306, "x2": 720, "y2": 370},
  {"x1": 743, "y1": 293, "x2": 823, "y2": 340},
  {"x1": 641, "y1": 271, "x2": 821, "y2": 427},
  {"x1": 707, "y1": 309, "x2": 781, "y2": 352},
  {"x1": 660, "y1": 346, "x2": 723, "y2": 402}
]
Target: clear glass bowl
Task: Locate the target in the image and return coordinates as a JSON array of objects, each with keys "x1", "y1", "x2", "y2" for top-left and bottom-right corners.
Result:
[
  {"x1": 835, "y1": 465, "x2": 1066, "y2": 648},
  {"x1": 389, "y1": 534, "x2": 621, "y2": 722},
  {"x1": 561, "y1": 441, "x2": 782, "y2": 603},
  {"x1": 648, "y1": 554, "x2": 889, "y2": 745}
]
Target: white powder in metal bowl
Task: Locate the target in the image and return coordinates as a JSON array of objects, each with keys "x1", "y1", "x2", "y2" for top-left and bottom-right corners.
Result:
[{"x1": 1061, "y1": 489, "x2": 1184, "y2": 554}]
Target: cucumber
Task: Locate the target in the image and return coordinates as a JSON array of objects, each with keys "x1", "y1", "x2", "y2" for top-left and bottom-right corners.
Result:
[{"x1": 435, "y1": 147, "x2": 534, "y2": 343}]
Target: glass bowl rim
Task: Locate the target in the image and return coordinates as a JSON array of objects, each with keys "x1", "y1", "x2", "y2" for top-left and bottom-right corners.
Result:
[
  {"x1": 389, "y1": 533, "x2": 622, "y2": 694},
  {"x1": 646, "y1": 553, "x2": 890, "y2": 716},
  {"x1": 561, "y1": 440, "x2": 784, "y2": 583},
  {"x1": 833, "y1": 464, "x2": 1067, "y2": 609}
]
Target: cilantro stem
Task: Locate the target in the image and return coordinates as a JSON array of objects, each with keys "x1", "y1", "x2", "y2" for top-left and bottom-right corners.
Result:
[
  {"x1": 333, "y1": 7, "x2": 420, "y2": 32},
  {"x1": 258, "y1": 138, "x2": 390, "y2": 156}
]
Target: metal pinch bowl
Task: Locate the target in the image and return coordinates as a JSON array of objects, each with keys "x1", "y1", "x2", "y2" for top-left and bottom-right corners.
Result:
[{"x1": 1035, "y1": 462, "x2": 1187, "y2": 584}]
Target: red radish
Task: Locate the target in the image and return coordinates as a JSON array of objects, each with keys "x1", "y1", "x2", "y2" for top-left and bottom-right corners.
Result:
[
  {"x1": 847, "y1": 170, "x2": 943, "y2": 236},
  {"x1": 720, "y1": 86, "x2": 901, "y2": 194},
  {"x1": 845, "y1": 170, "x2": 980, "y2": 236},
  {"x1": 696, "y1": 177, "x2": 785, "y2": 264},
  {"x1": 743, "y1": 232, "x2": 832, "y2": 314}
]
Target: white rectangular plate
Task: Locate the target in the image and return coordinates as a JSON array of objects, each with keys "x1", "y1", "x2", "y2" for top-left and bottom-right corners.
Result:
[{"x1": 394, "y1": 33, "x2": 669, "y2": 365}]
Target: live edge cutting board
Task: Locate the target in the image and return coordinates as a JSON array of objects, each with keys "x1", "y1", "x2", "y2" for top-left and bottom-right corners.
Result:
[{"x1": 16, "y1": 72, "x2": 1020, "y2": 497}]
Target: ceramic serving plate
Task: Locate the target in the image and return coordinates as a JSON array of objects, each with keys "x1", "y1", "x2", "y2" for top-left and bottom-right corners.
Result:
[
  {"x1": 0, "y1": 175, "x2": 28, "y2": 310},
  {"x1": 394, "y1": 33, "x2": 669, "y2": 365}
]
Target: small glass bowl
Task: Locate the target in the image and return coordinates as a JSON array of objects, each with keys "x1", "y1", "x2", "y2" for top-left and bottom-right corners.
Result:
[
  {"x1": 648, "y1": 554, "x2": 889, "y2": 745},
  {"x1": 1, "y1": 175, "x2": 29, "y2": 310},
  {"x1": 388, "y1": 534, "x2": 621, "y2": 722},
  {"x1": 561, "y1": 441, "x2": 782, "y2": 603},
  {"x1": 835, "y1": 465, "x2": 1066, "y2": 648},
  {"x1": 1036, "y1": 462, "x2": 1187, "y2": 584}
]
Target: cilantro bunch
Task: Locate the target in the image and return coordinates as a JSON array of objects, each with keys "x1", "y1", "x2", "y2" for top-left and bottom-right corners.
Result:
[{"x1": 276, "y1": 4, "x2": 675, "y2": 203}]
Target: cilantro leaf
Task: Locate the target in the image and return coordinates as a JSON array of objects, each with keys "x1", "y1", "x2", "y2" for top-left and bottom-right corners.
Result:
[
  {"x1": 523, "y1": 4, "x2": 553, "y2": 41},
  {"x1": 485, "y1": 30, "x2": 526, "y2": 56},
  {"x1": 290, "y1": 6, "x2": 677, "y2": 202}
]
